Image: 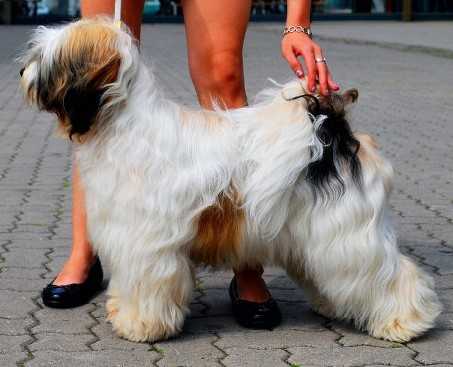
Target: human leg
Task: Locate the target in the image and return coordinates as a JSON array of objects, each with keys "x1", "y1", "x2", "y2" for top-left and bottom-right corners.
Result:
[
  {"x1": 43, "y1": 0, "x2": 145, "y2": 306},
  {"x1": 182, "y1": 0, "x2": 280, "y2": 327}
]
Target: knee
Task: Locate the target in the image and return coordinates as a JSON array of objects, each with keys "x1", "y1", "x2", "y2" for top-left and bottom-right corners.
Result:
[{"x1": 189, "y1": 51, "x2": 245, "y2": 107}]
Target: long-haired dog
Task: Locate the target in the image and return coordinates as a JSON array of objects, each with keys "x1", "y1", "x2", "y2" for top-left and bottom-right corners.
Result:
[{"x1": 20, "y1": 19, "x2": 441, "y2": 343}]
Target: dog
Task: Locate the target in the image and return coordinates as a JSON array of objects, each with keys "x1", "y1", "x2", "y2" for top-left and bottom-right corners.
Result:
[{"x1": 20, "y1": 18, "x2": 441, "y2": 343}]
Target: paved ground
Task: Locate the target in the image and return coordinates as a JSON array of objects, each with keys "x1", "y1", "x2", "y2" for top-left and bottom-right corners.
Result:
[{"x1": 0, "y1": 21, "x2": 453, "y2": 367}]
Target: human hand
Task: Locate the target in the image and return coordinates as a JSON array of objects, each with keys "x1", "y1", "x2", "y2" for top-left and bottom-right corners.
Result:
[{"x1": 281, "y1": 31, "x2": 340, "y2": 96}]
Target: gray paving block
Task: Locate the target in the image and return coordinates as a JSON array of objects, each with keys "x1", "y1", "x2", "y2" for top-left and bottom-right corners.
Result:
[
  {"x1": 0, "y1": 277, "x2": 44, "y2": 292},
  {"x1": 223, "y1": 347, "x2": 289, "y2": 367},
  {"x1": 30, "y1": 333, "x2": 95, "y2": 352},
  {"x1": 216, "y1": 329, "x2": 338, "y2": 350},
  {"x1": 0, "y1": 266, "x2": 44, "y2": 279},
  {"x1": 279, "y1": 302, "x2": 328, "y2": 332},
  {"x1": 0, "y1": 352, "x2": 29, "y2": 366},
  {"x1": 0, "y1": 317, "x2": 34, "y2": 335},
  {"x1": 33, "y1": 305, "x2": 96, "y2": 335},
  {"x1": 0, "y1": 334, "x2": 30, "y2": 353},
  {"x1": 90, "y1": 315, "x2": 151, "y2": 352},
  {"x1": 155, "y1": 333, "x2": 223, "y2": 367},
  {"x1": 0, "y1": 290, "x2": 37, "y2": 319},
  {"x1": 408, "y1": 329, "x2": 453, "y2": 365},
  {"x1": 27, "y1": 350, "x2": 159, "y2": 367},
  {"x1": 1, "y1": 248, "x2": 48, "y2": 268},
  {"x1": 287, "y1": 344, "x2": 417, "y2": 367},
  {"x1": 331, "y1": 321, "x2": 401, "y2": 348}
]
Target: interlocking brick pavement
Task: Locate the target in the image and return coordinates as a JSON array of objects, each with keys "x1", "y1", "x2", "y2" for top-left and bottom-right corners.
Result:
[{"x1": 0, "y1": 21, "x2": 452, "y2": 366}]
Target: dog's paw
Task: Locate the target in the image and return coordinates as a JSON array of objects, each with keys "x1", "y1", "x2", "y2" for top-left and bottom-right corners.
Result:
[
  {"x1": 371, "y1": 318, "x2": 420, "y2": 343},
  {"x1": 370, "y1": 311, "x2": 440, "y2": 343},
  {"x1": 106, "y1": 299, "x2": 184, "y2": 342},
  {"x1": 106, "y1": 296, "x2": 120, "y2": 322}
]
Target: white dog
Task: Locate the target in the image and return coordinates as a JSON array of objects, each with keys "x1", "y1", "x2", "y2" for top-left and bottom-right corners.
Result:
[{"x1": 20, "y1": 18, "x2": 441, "y2": 343}]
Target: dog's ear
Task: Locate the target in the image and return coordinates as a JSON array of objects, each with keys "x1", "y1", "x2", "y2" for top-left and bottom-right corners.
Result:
[
  {"x1": 342, "y1": 89, "x2": 359, "y2": 105},
  {"x1": 60, "y1": 53, "x2": 121, "y2": 140}
]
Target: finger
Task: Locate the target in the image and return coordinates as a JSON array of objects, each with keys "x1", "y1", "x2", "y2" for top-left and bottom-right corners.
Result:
[
  {"x1": 327, "y1": 70, "x2": 340, "y2": 91},
  {"x1": 313, "y1": 47, "x2": 329, "y2": 96},
  {"x1": 282, "y1": 47, "x2": 304, "y2": 79},
  {"x1": 302, "y1": 47, "x2": 317, "y2": 93}
]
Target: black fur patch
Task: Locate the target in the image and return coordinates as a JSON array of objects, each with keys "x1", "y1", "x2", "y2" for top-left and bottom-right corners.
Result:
[
  {"x1": 303, "y1": 94, "x2": 362, "y2": 200},
  {"x1": 63, "y1": 86, "x2": 104, "y2": 139}
]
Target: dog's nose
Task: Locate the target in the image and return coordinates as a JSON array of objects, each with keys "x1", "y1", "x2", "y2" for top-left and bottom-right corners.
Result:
[{"x1": 19, "y1": 67, "x2": 25, "y2": 77}]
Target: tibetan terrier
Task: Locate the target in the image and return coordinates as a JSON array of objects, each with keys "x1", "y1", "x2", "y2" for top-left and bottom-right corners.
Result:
[{"x1": 20, "y1": 18, "x2": 441, "y2": 343}]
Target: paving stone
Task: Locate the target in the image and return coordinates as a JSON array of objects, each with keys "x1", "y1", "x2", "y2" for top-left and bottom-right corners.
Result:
[
  {"x1": 0, "y1": 290, "x2": 37, "y2": 319},
  {"x1": 439, "y1": 290, "x2": 453, "y2": 313},
  {"x1": 0, "y1": 334, "x2": 30, "y2": 353},
  {"x1": 0, "y1": 266, "x2": 44, "y2": 279},
  {"x1": 0, "y1": 276, "x2": 44, "y2": 292},
  {"x1": 30, "y1": 333, "x2": 95, "y2": 352},
  {"x1": 223, "y1": 347, "x2": 288, "y2": 367},
  {"x1": 266, "y1": 275, "x2": 298, "y2": 289},
  {"x1": 0, "y1": 317, "x2": 34, "y2": 335},
  {"x1": 287, "y1": 344, "x2": 417, "y2": 367},
  {"x1": 27, "y1": 350, "x2": 159, "y2": 367},
  {"x1": 155, "y1": 333, "x2": 223, "y2": 367},
  {"x1": 183, "y1": 316, "x2": 245, "y2": 335},
  {"x1": 279, "y1": 302, "x2": 328, "y2": 332},
  {"x1": 437, "y1": 312, "x2": 453, "y2": 330},
  {"x1": 411, "y1": 246, "x2": 453, "y2": 275},
  {"x1": 408, "y1": 329, "x2": 453, "y2": 365},
  {"x1": 331, "y1": 321, "x2": 402, "y2": 348},
  {"x1": 0, "y1": 352, "x2": 29, "y2": 366},
  {"x1": 3, "y1": 249, "x2": 49, "y2": 268},
  {"x1": 197, "y1": 288, "x2": 231, "y2": 317},
  {"x1": 33, "y1": 305, "x2": 96, "y2": 334},
  {"x1": 216, "y1": 329, "x2": 338, "y2": 350},
  {"x1": 90, "y1": 315, "x2": 151, "y2": 352},
  {"x1": 271, "y1": 288, "x2": 308, "y2": 303}
]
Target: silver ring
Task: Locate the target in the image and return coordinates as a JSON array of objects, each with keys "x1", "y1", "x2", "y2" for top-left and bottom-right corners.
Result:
[{"x1": 315, "y1": 57, "x2": 327, "y2": 64}]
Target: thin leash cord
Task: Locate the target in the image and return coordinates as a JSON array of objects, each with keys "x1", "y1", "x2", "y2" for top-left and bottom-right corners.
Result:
[{"x1": 114, "y1": 0, "x2": 122, "y2": 26}]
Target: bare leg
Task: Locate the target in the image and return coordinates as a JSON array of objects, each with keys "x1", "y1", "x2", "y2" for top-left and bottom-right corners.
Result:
[
  {"x1": 53, "y1": 0, "x2": 144, "y2": 286},
  {"x1": 182, "y1": 0, "x2": 269, "y2": 303},
  {"x1": 53, "y1": 164, "x2": 95, "y2": 285}
]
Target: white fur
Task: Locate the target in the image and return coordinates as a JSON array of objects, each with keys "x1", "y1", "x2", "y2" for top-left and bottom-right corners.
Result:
[{"x1": 21, "y1": 20, "x2": 441, "y2": 343}]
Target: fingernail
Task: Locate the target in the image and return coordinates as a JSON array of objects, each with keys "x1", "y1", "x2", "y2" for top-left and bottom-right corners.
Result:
[
  {"x1": 295, "y1": 70, "x2": 303, "y2": 78},
  {"x1": 311, "y1": 86, "x2": 316, "y2": 92}
]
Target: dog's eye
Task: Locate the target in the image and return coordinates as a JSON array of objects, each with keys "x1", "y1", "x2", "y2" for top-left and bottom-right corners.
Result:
[{"x1": 20, "y1": 67, "x2": 25, "y2": 77}]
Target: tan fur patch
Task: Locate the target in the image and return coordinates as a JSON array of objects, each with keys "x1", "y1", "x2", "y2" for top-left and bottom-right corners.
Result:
[
  {"x1": 355, "y1": 133, "x2": 380, "y2": 164},
  {"x1": 48, "y1": 20, "x2": 121, "y2": 141},
  {"x1": 191, "y1": 189, "x2": 244, "y2": 266}
]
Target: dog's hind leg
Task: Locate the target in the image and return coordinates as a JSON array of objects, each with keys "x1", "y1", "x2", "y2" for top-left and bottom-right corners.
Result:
[
  {"x1": 290, "y1": 199, "x2": 441, "y2": 342},
  {"x1": 106, "y1": 251, "x2": 194, "y2": 343},
  {"x1": 288, "y1": 161, "x2": 441, "y2": 342},
  {"x1": 289, "y1": 271, "x2": 336, "y2": 320}
]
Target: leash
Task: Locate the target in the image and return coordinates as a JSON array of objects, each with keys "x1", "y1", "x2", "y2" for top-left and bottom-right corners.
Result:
[{"x1": 114, "y1": 0, "x2": 122, "y2": 28}]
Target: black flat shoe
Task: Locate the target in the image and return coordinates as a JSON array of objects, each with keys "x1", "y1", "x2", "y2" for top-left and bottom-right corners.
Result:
[
  {"x1": 229, "y1": 276, "x2": 281, "y2": 330},
  {"x1": 42, "y1": 257, "x2": 103, "y2": 309}
]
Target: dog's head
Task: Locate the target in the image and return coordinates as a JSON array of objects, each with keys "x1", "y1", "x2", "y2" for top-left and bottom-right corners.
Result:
[
  {"x1": 19, "y1": 18, "x2": 139, "y2": 141},
  {"x1": 308, "y1": 88, "x2": 362, "y2": 199}
]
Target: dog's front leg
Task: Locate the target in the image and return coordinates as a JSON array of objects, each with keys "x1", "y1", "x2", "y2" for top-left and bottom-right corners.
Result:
[{"x1": 106, "y1": 252, "x2": 194, "y2": 343}]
